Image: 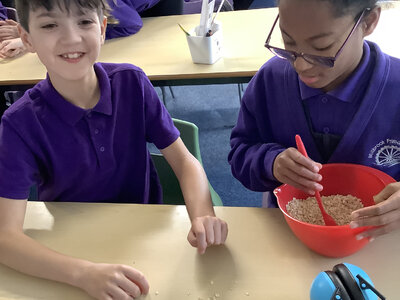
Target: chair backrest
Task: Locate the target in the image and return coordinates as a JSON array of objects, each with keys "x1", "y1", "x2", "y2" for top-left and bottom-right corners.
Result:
[
  {"x1": 140, "y1": 0, "x2": 183, "y2": 17},
  {"x1": 5, "y1": 7, "x2": 18, "y2": 21},
  {"x1": 151, "y1": 118, "x2": 223, "y2": 206}
]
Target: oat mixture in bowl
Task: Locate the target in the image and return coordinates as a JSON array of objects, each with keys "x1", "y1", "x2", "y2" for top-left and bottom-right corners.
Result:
[{"x1": 286, "y1": 194, "x2": 364, "y2": 226}]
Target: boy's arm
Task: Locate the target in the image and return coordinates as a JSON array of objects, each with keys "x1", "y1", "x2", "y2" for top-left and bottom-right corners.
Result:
[
  {"x1": 0, "y1": 197, "x2": 149, "y2": 299},
  {"x1": 160, "y1": 138, "x2": 228, "y2": 254}
]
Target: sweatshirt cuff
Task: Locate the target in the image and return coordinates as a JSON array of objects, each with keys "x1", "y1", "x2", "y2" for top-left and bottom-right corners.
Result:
[{"x1": 263, "y1": 149, "x2": 285, "y2": 182}]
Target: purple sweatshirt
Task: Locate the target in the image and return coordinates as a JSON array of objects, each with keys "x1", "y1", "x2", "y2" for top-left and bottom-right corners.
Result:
[
  {"x1": 229, "y1": 41, "x2": 400, "y2": 207},
  {"x1": 106, "y1": 0, "x2": 160, "y2": 39},
  {"x1": 0, "y1": 1, "x2": 7, "y2": 20}
]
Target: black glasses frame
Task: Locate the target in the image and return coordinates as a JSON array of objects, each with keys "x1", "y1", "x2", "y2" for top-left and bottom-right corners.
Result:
[{"x1": 264, "y1": 8, "x2": 370, "y2": 68}]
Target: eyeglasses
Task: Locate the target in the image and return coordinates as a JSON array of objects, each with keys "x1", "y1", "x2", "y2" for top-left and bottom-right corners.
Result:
[{"x1": 264, "y1": 8, "x2": 370, "y2": 68}]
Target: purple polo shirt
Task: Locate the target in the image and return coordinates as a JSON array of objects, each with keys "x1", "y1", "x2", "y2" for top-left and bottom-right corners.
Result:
[
  {"x1": 0, "y1": 1, "x2": 7, "y2": 20},
  {"x1": 0, "y1": 63, "x2": 179, "y2": 203},
  {"x1": 106, "y1": 0, "x2": 160, "y2": 39}
]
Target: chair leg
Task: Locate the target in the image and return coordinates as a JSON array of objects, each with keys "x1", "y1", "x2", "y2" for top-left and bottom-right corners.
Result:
[
  {"x1": 168, "y1": 86, "x2": 175, "y2": 99},
  {"x1": 237, "y1": 84, "x2": 243, "y2": 103},
  {"x1": 160, "y1": 87, "x2": 167, "y2": 105}
]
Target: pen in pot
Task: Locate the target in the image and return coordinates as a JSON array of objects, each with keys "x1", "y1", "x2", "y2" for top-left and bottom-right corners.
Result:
[
  {"x1": 178, "y1": 23, "x2": 190, "y2": 36},
  {"x1": 210, "y1": 0, "x2": 225, "y2": 29}
]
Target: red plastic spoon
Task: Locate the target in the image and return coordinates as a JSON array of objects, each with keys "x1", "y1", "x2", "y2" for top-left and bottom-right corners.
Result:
[{"x1": 295, "y1": 135, "x2": 337, "y2": 226}]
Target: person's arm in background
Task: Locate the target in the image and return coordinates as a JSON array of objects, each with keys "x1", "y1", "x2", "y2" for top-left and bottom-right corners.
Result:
[
  {"x1": 134, "y1": 0, "x2": 160, "y2": 13},
  {"x1": 161, "y1": 138, "x2": 228, "y2": 255},
  {"x1": 0, "y1": 36, "x2": 25, "y2": 58},
  {"x1": 105, "y1": 0, "x2": 160, "y2": 39},
  {"x1": 0, "y1": 19, "x2": 19, "y2": 42}
]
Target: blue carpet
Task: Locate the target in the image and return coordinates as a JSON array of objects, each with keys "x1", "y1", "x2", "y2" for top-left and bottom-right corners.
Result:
[{"x1": 157, "y1": 84, "x2": 262, "y2": 207}]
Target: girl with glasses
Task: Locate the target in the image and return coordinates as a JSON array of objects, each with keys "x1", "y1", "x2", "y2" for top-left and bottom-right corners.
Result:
[{"x1": 229, "y1": 0, "x2": 400, "y2": 240}]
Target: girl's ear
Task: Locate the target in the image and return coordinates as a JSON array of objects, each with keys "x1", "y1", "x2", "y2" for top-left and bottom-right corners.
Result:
[
  {"x1": 100, "y1": 16, "x2": 107, "y2": 44},
  {"x1": 362, "y1": 6, "x2": 381, "y2": 37},
  {"x1": 18, "y1": 24, "x2": 36, "y2": 53}
]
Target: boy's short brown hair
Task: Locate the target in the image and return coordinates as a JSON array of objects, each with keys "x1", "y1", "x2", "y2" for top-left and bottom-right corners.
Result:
[{"x1": 15, "y1": 0, "x2": 110, "y2": 32}]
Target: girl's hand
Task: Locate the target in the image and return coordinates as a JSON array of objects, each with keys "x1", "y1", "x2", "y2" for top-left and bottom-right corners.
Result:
[
  {"x1": 187, "y1": 216, "x2": 228, "y2": 254},
  {"x1": 273, "y1": 147, "x2": 323, "y2": 194},
  {"x1": 77, "y1": 262, "x2": 149, "y2": 300},
  {"x1": 350, "y1": 182, "x2": 400, "y2": 240},
  {"x1": 0, "y1": 38, "x2": 26, "y2": 59}
]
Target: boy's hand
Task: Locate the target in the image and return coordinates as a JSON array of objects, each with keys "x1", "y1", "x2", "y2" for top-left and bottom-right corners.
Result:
[
  {"x1": 187, "y1": 216, "x2": 228, "y2": 254},
  {"x1": 0, "y1": 20, "x2": 19, "y2": 41},
  {"x1": 77, "y1": 262, "x2": 149, "y2": 300},
  {"x1": 350, "y1": 182, "x2": 400, "y2": 240},
  {"x1": 273, "y1": 147, "x2": 323, "y2": 194}
]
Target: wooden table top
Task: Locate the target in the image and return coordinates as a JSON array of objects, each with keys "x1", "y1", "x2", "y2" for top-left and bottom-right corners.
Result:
[{"x1": 0, "y1": 202, "x2": 398, "y2": 299}]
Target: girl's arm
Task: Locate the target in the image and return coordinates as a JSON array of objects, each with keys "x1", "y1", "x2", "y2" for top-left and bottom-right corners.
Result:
[
  {"x1": 0, "y1": 197, "x2": 149, "y2": 299},
  {"x1": 161, "y1": 138, "x2": 228, "y2": 254},
  {"x1": 350, "y1": 182, "x2": 400, "y2": 239}
]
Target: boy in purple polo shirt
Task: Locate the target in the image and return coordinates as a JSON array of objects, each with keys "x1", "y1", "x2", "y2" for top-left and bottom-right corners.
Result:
[
  {"x1": 105, "y1": 0, "x2": 160, "y2": 39},
  {"x1": 0, "y1": 0, "x2": 228, "y2": 298},
  {"x1": 229, "y1": 0, "x2": 400, "y2": 239}
]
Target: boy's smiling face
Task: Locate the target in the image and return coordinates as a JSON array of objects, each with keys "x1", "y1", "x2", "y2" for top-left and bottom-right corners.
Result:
[{"x1": 20, "y1": 2, "x2": 106, "y2": 84}]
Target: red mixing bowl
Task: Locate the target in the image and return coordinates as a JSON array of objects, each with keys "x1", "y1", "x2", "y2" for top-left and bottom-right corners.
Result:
[{"x1": 274, "y1": 163, "x2": 395, "y2": 257}]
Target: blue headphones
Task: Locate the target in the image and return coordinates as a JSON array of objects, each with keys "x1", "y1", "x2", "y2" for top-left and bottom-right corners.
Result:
[{"x1": 310, "y1": 263, "x2": 386, "y2": 300}]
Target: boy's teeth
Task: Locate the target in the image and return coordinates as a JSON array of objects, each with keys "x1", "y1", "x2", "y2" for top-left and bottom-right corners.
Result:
[{"x1": 62, "y1": 53, "x2": 81, "y2": 59}]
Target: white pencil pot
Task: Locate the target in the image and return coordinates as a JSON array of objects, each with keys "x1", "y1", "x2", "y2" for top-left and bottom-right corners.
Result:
[{"x1": 186, "y1": 22, "x2": 223, "y2": 64}]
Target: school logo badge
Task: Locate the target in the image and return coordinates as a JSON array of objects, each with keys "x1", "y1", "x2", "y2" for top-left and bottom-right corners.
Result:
[{"x1": 368, "y1": 139, "x2": 400, "y2": 167}]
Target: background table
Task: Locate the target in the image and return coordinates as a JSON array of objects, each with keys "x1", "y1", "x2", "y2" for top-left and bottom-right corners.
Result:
[
  {"x1": 0, "y1": 8, "x2": 275, "y2": 87},
  {"x1": 0, "y1": 202, "x2": 398, "y2": 299},
  {"x1": 0, "y1": 4, "x2": 399, "y2": 88}
]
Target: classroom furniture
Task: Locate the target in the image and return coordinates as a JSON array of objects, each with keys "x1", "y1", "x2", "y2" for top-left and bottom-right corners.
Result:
[
  {"x1": 0, "y1": 8, "x2": 276, "y2": 88},
  {"x1": 5, "y1": 6, "x2": 17, "y2": 21},
  {"x1": 139, "y1": 0, "x2": 184, "y2": 103},
  {"x1": 1, "y1": 0, "x2": 15, "y2": 8},
  {"x1": 0, "y1": 201, "x2": 398, "y2": 299},
  {"x1": 1, "y1": 6, "x2": 399, "y2": 90},
  {"x1": 151, "y1": 118, "x2": 223, "y2": 206}
]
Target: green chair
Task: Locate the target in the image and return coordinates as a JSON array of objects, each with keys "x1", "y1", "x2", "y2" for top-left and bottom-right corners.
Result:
[{"x1": 151, "y1": 118, "x2": 223, "y2": 206}]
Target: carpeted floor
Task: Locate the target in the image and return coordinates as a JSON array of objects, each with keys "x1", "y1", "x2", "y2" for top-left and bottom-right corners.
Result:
[{"x1": 157, "y1": 84, "x2": 263, "y2": 207}]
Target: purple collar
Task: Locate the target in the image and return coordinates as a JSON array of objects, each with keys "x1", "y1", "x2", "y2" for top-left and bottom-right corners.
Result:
[
  {"x1": 40, "y1": 63, "x2": 112, "y2": 126},
  {"x1": 299, "y1": 41, "x2": 370, "y2": 103}
]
